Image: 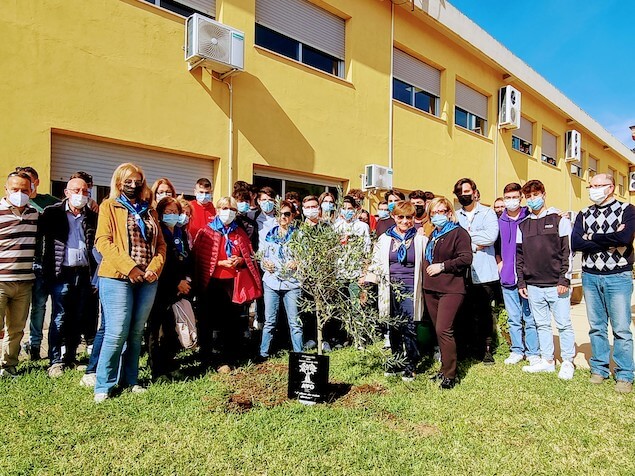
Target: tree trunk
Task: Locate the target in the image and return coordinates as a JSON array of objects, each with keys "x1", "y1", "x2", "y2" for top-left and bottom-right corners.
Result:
[{"x1": 316, "y1": 301, "x2": 324, "y2": 356}]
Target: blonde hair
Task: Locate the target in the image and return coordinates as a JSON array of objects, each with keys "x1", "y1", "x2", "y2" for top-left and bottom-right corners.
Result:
[
  {"x1": 427, "y1": 196, "x2": 457, "y2": 223},
  {"x1": 391, "y1": 200, "x2": 415, "y2": 217},
  {"x1": 216, "y1": 196, "x2": 237, "y2": 209},
  {"x1": 109, "y1": 163, "x2": 153, "y2": 202}
]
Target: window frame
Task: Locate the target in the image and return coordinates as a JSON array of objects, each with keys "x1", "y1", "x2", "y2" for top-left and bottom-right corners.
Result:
[
  {"x1": 455, "y1": 106, "x2": 487, "y2": 136},
  {"x1": 144, "y1": 0, "x2": 215, "y2": 19},
  {"x1": 392, "y1": 78, "x2": 439, "y2": 116},
  {"x1": 588, "y1": 157, "x2": 598, "y2": 178},
  {"x1": 512, "y1": 136, "x2": 533, "y2": 155}
]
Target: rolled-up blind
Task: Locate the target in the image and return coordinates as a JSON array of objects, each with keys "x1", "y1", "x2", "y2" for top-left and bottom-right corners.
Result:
[
  {"x1": 542, "y1": 129, "x2": 557, "y2": 158},
  {"x1": 256, "y1": 0, "x2": 345, "y2": 60},
  {"x1": 177, "y1": 0, "x2": 216, "y2": 16},
  {"x1": 393, "y1": 48, "x2": 441, "y2": 97},
  {"x1": 515, "y1": 117, "x2": 533, "y2": 143},
  {"x1": 455, "y1": 81, "x2": 487, "y2": 119}
]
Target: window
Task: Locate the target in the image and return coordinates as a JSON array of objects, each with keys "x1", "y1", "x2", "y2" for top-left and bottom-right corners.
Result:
[
  {"x1": 455, "y1": 82, "x2": 487, "y2": 135},
  {"x1": 541, "y1": 129, "x2": 557, "y2": 167},
  {"x1": 144, "y1": 0, "x2": 215, "y2": 18},
  {"x1": 253, "y1": 169, "x2": 340, "y2": 199},
  {"x1": 570, "y1": 160, "x2": 582, "y2": 178},
  {"x1": 588, "y1": 156, "x2": 598, "y2": 178},
  {"x1": 619, "y1": 173, "x2": 626, "y2": 196},
  {"x1": 512, "y1": 117, "x2": 533, "y2": 155},
  {"x1": 392, "y1": 48, "x2": 440, "y2": 116},
  {"x1": 255, "y1": 0, "x2": 345, "y2": 78}
]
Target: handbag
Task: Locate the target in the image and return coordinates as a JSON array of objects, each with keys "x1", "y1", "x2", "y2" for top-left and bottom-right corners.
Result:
[{"x1": 172, "y1": 298, "x2": 198, "y2": 349}]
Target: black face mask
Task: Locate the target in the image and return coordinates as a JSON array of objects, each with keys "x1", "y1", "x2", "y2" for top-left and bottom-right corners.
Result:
[
  {"x1": 457, "y1": 194, "x2": 474, "y2": 207},
  {"x1": 415, "y1": 205, "x2": 425, "y2": 218},
  {"x1": 122, "y1": 185, "x2": 141, "y2": 200}
]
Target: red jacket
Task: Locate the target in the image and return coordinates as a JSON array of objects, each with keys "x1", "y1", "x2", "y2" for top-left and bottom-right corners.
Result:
[
  {"x1": 192, "y1": 225, "x2": 262, "y2": 304},
  {"x1": 188, "y1": 200, "x2": 216, "y2": 241}
]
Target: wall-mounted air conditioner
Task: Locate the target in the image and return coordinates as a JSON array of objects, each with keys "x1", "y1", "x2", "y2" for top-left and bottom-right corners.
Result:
[
  {"x1": 364, "y1": 164, "x2": 393, "y2": 190},
  {"x1": 498, "y1": 85, "x2": 521, "y2": 129},
  {"x1": 185, "y1": 14, "x2": 244, "y2": 74},
  {"x1": 564, "y1": 130, "x2": 581, "y2": 162},
  {"x1": 629, "y1": 171, "x2": 635, "y2": 192}
]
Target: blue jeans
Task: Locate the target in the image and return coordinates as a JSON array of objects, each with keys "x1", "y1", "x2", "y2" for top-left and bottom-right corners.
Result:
[
  {"x1": 526, "y1": 285, "x2": 575, "y2": 362},
  {"x1": 502, "y1": 286, "x2": 539, "y2": 357},
  {"x1": 95, "y1": 278, "x2": 157, "y2": 395},
  {"x1": 28, "y1": 273, "x2": 49, "y2": 348},
  {"x1": 260, "y1": 285, "x2": 303, "y2": 357},
  {"x1": 582, "y1": 271, "x2": 634, "y2": 382}
]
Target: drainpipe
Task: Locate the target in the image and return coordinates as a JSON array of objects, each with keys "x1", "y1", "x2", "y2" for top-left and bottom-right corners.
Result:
[{"x1": 212, "y1": 73, "x2": 235, "y2": 195}]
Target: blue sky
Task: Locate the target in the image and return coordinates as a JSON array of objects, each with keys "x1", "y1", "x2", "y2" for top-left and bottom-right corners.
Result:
[{"x1": 449, "y1": 0, "x2": 634, "y2": 148}]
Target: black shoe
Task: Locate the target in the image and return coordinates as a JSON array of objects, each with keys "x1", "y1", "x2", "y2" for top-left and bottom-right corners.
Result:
[
  {"x1": 483, "y1": 351, "x2": 495, "y2": 365},
  {"x1": 30, "y1": 346, "x2": 41, "y2": 361},
  {"x1": 401, "y1": 370, "x2": 415, "y2": 382},
  {"x1": 429, "y1": 371, "x2": 444, "y2": 382},
  {"x1": 440, "y1": 377, "x2": 457, "y2": 390}
]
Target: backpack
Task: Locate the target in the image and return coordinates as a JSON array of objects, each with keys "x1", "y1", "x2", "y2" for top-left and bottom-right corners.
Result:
[{"x1": 172, "y1": 298, "x2": 198, "y2": 349}]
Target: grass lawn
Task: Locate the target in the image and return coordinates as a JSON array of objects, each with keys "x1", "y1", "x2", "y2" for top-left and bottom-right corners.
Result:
[{"x1": 1, "y1": 346, "x2": 634, "y2": 475}]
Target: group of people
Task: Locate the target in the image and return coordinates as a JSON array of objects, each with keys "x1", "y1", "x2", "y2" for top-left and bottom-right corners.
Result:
[{"x1": 0, "y1": 162, "x2": 632, "y2": 402}]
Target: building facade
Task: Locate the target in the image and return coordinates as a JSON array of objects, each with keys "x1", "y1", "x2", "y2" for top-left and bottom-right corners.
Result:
[{"x1": 1, "y1": 0, "x2": 633, "y2": 208}]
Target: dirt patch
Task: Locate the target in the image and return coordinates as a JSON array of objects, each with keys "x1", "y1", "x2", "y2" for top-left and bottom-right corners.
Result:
[
  {"x1": 379, "y1": 410, "x2": 440, "y2": 437},
  {"x1": 335, "y1": 382, "x2": 387, "y2": 407}
]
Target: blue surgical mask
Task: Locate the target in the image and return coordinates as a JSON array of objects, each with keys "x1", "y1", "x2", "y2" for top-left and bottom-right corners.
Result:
[
  {"x1": 321, "y1": 202, "x2": 334, "y2": 212},
  {"x1": 341, "y1": 209, "x2": 355, "y2": 221},
  {"x1": 162, "y1": 213, "x2": 180, "y2": 227},
  {"x1": 237, "y1": 201, "x2": 250, "y2": 214},
  {"x1": 196, "y1": 192, "x2": 212, "y2": 205},
  {"x1": 526, "y1": 196, "x2": 545, "y2": 211},
  {"x1": 260, "y1": 200, "x2": 275, "y2": 214},
  {"x1": 387, "y1": 202, "x2": 396, "y2": 212},
  {"x1": 177, "y1": 213, "x2": 189, "y2": 227},
  {"x1": 378, "y1": 210, "x2": 390, "y2": 220},
  {"x1": 431, "y1": 214, "x2": 449, "y2": 228}
]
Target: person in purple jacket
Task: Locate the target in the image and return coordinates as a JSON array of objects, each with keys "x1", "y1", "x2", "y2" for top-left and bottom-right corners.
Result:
[{"x1": 496, "y1": 183, "x2": 539, "y2": 366}]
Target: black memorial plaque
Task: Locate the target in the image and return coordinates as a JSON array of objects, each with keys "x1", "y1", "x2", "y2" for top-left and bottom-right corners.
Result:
[{"x1": 288, "y1": 352, "x2": 330, "y2": 404}]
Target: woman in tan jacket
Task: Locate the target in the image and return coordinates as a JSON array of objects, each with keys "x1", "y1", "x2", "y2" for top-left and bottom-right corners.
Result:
[{"x1": 93, "y1": 163, "x2": 166, "y2": 403}]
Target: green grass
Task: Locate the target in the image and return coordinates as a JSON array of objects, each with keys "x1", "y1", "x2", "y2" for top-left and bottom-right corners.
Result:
[{"x1": 1, "y1": 347, "x2": 634, "y2": 475}]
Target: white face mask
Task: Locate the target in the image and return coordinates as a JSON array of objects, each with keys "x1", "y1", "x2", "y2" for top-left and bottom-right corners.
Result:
[
  {"x1": 219, "y1": 209, "x2": 236, "y2": 225},
  {"x1": 503, "y1": 198, "x2": 520, "y2": 212},
  {"x1": 156, "y1": 192, "x2": 171, "y2": 202},
  {"x1": 589, "y1": 185, "x2": 610, "y2": 205},
  {"x1": 303, "y1": 207, "x2": 319, "y2": 220},
  {"x1": 8, "y1": 191, "x2": 30, "y2": 207},
  {"x1": 69, "y1": 193, "x2": 88, "y2": 209}
]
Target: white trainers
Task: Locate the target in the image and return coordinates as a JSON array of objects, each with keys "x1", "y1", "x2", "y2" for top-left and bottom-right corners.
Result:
[
  {"x1": 504, "y1": 353, "x2": 524, "y2": 365},
  {"x1": 558, "y1": 361, "x2": 575, "y2": 380},
  {"x1": 433, "y1": 346, "x2": 441, "y2": 362},
  {"x1": 522, "y1": 358, "x2": 555, "y2": 373},
  {"x1": 527, "y1": 355, "x2": 541, "y2": 366},
  {"x1": 94, "y1": 393, "x2": 108, "y2": 403},
  {"x1": 80, "y1": 373, "x2": 97, "y2": 387},
  {"x1": 131, "y1": 385, "x2": 147, "y2": 394}
]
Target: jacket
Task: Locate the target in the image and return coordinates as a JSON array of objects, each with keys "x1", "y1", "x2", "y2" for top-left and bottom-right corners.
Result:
[
  {"x1": 456, "y1": 203, "x2": 499, "y2": 284},
  {"x1": 95, "y1": 198, "x2": 166, "y2": 279},
  {"x1": 188, "y1": 200, "x2": 216, "y2": 241},
  {"x1": 39, "y1": 200, "x2": 97, "y2": 284},
  {"x1": 423, "y1": 226, "x2": 473, "y2": 294},
  {"x1": 155, "y1": 223, "x2": 193, "y2": 308},
  {"x1": 260, "y1": 226, "x2": 301, "y2": 291},
  {"x1": 192, "y1": 224, "x2": 262, "y2": 303},
  {"x1": 497, "y1": 206, "x2": 530, "y2": 287}
]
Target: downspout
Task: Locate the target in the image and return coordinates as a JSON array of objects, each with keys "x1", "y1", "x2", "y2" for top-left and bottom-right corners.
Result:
[
  {"x1": 212, "y1": 73, "x2": 234, "y2": 195},
  {"x1": 388, "y1": 2, "x2": 394, "y2": 170}
]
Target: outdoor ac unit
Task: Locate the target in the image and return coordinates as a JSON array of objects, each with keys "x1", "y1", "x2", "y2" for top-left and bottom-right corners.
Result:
[
  {"x1": 185, "y1": 14, "x2": 244, "y2": 74},
  {"x1": 364, "y1": 164, "x2": 393, "y2": 190},
  {"x1": 629, "y1": 171, "x2": 635, "y2": 192},
  {"x1": 498, "y1": 86, "x2": 521, "y2": 129},
  {"x1": 564, "y1": 129, "x2": 581, "y2": 162}
]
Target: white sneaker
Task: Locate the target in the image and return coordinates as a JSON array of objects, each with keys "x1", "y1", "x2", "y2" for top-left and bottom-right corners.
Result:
[
  {"x1": 322, "y1": 342, "x2": 331, "y2": 353},
  {"x1": 527, "y1": 355, "x2": 541, "y2": 366},
  {"x1": 80, "y1": 373, "x2": 97, "y2": 387},
  {"x1": 504, "y1": 352, "x2": 524, "y2": 365},
  {"x1": 522, "y1": 358, "x2": 555, "y2": 373},
  {"x1": 131, "y1": 385, "x2": 147, "y2": 394},
  {"x1": 433, "y1": 346, "x2": 441, "y2": 362},
  {"x1": 94, "y1": 393, "x2": 108, "y2": 403},
  {"x1": 558, "y1": 361, "x2": 575, "y2": 380}
]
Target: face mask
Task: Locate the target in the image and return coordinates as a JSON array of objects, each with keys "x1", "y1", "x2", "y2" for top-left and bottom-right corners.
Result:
[
  {"x1": 341, "y1": 209, "x2": 355, "y2": 221},
  {"x1": 321, "y1": 202, "x2": 334, "y2": 213},
  {"x1": 219, "y1": 209, "x2": 236, "y2": 225},
  {"x1": 177, "y1": 213, "x2": 189, "y2": 227},
  {"x1": 504, "y1": 198, "x2": 520, "y2": 212},
  {"x1": 387, "y1": 202, "x2": 396, "y2": 213},
  {"x1": 431, "y1": 214, "x2": 449, "y2": 228},
  {"x1": 156, "y1": 192, "x2": 171, "y2": 202},
  {"x1": 303, "y1": 207, "x2": 319, "y2": 220},
  {"x1": 69, "y1": 193, "x2": 88, "y2": 209},
  {"x1": 414, "y1": 205, "x2": 425, "y2": 218},
  {"x1": 237, "y1": 201, "x2": 250, "y2": 214},
  {"x1": 122, "y1": 185, "x2": 141, "y2": 200},
  {"x1": 378, "y1": 210, "x2": 390, "y2": 220},
  {"x1": 8, "y1": 191, "x2": 30, "y2": 207},
  {"x1": 526, "y1": 196, "x2": 545, "y2": 211},
  {"x1": 162, "y1": 213, "x2": 180, "y2": 227},
  {"x1": 196, "y1": 192, "x2": 212, "y2": 205},
  {"x1": 457, "y1": 194, "x2": 474, "y2": 207},
  {"x1": 589, "y1": 186, "x2": 610, "y2": 205},
  {"x1": 260, "y1": 200, "x2": 275, "y2": 214}
]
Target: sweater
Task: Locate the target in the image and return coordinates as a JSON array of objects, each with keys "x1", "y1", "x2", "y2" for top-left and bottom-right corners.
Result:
[
  {"x1": 188, "y1": 200, "x2": 216, "y2": 241},
  {"x1": 0, "y1": 199, "x2": 38, "y2": 282},
  {"x1": 497, "y1": 206, "x2": 530, "y2": 287},
  {"x1": 423, "y1": 226, "x2": 472, "y2": 294}
]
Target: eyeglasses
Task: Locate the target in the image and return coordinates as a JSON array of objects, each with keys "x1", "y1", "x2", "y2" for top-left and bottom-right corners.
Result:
[
  {"x1": 67, "y1": 188, "x2": 90, "y2": 195},
  {"x1": 123, "y1": 180, "x2": 143, "y2": 186},
  {"x1": 395, "y1": 215, "x2": 414, "y2": 220},
  {"x1": 587, "y1": 184, "x2": 613, "y2": 189},
  {"x1": 280, "y1": 211, "x2": 293, "y2": 218},
  {"x1": 430, "y1": 210, "x2": 448, "y2": 216}
]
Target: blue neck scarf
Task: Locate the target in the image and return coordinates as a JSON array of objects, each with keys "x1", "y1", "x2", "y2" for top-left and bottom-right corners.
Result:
[
  {"x1": 386, "y1": 225, "x2": 417, "y2": 264},
  {"x1": 162, "y1": 224, "x2": 187, "y2": 258},
  {"x1": 265, "y1": 225, "x2": 296, "y2": 259},
  {"x1": 425, "y1": 221, "x2": 459, "y2": 263},
  {"x1": 117, "y1": 195, "x2": 150, "y2": 241},
  {"x1": 209, "y1": 216, "x2": 238, "y2": 257}
]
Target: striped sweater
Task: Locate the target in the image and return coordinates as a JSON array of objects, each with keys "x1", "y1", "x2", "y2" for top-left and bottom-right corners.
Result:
[{"x1": 0, "y1": 198, "x2": 38, "y2": 281}]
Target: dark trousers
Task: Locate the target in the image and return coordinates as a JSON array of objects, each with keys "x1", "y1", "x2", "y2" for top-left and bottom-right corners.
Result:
[
  {"x1": 147, "y1": 300, "x2": 181, "y2": 378},
  {"x1": 389, "y1": 285, "x2": 419, "y2": 373},
  {"x1": 424, "y1": 291, "x2": 464, "y2": 379},
  {"x1": 82, "y1": 291, "x2": 99, "y2": 346},
  {"x1": 456, "y1": 281, "x2": 499, "y2": 358},
  {"x1": 49, "y1": 267, "x2": 92, "y2": 365}
]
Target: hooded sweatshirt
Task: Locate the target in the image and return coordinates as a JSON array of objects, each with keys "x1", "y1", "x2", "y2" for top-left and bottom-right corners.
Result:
[{"x1": 498, "y1": 206, "x2": 530, "y2": 287}]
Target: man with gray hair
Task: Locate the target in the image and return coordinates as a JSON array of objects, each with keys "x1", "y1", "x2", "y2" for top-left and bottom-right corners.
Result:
[{"x1": 572, "y1": 173, "x2": 635, "y2": 393}]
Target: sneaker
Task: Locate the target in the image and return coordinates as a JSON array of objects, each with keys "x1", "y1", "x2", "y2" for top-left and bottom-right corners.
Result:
[
  {"x1": 558, "y1": 361, "x2": 575, "y2": 380},
  {"x1": 383, "y1": 367, "x2": 404, "y2": 377},
  {"x1": 589, "y1": 373, "x2": 607, "y2": 385},
  {"x1": 322, "y1": 342, "x2": 331, "y2": 353},
  {"x1": 615, "y1": 380, "x2": 633, "y2": 394},
  {"x1": 383, "y1": 334, "x2": 391, "y2": 350},
  {"x1": 522, "y1": 359, "x2": 555, "y2": 373},
  {"x1": 130, "y1": 385, "x2": 147, "y2": 394},
  {"x1": 86, "y1": 344, "x2": 93, "y2": 355},
  {"x1": 47, "y1": 363, "x2": 65, "y2": 378},
  {"x1": 0, "y1": 367, "x2": 18, "y2": 379},
  {"x1": 482, "y1": 351, "x2": 495, "y2": 366},
  {"x1": 304, "y1": 340, "x2": 317, "y2": 350},
  {"x1": 504, "y1": 353, "x2": 524, "y2": 365},
  {"x1": 433, "y1": 346, "x2": 441, "y2": 362},
  {"x1": 30, "y1": 345, "x2": 42, "y2": 361},
  {"x1": 440, "y1": 377, "x2": 457, "y2": 390},
  {"x1": 94, "y1": 393, "x2": 109, "y2": 403},
  {"x1": 80, "y1": 373, "x2": 97, "y2": 387},
  {"x1": 526, "y1": 355, "x2": 541, "y2": 366},
  {"x1": 402, "y1": 370, "x2": 415, "y2": 382}
]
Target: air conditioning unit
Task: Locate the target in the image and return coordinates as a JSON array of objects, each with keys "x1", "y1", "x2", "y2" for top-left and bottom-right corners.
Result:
[
  {"x1": 629, "y1": 171, "x2": 635, "y2": 192},
  {"x1": 564, "y1": 129, "x2": 581, "y2": 162},
  {"x1": 364, "y1": 164, "x2": 393, "y2": 190},
  {"x1": 498, "y1": 85, "x2": 521, "y2": 129},
  {"x1": 185, "y1": 14, "x2": 244, "y2": 74}
]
